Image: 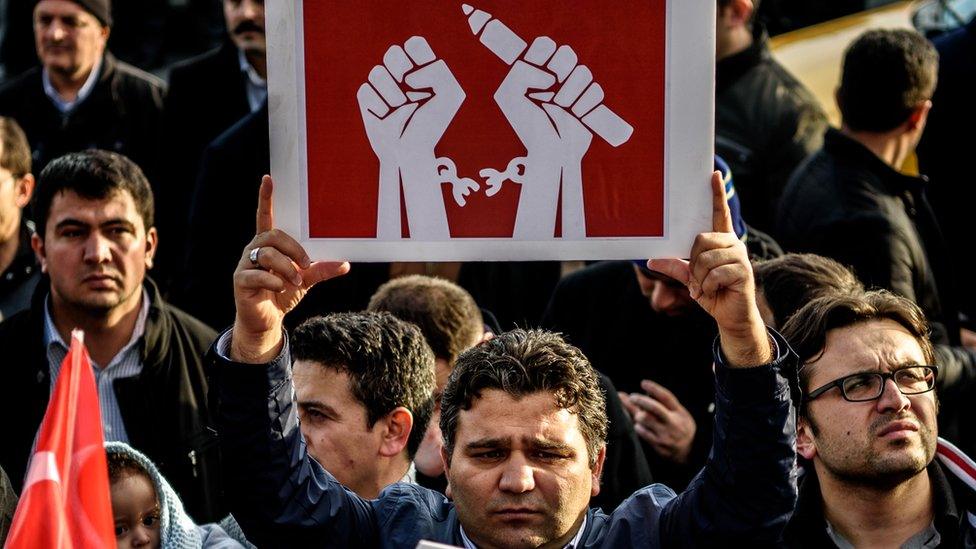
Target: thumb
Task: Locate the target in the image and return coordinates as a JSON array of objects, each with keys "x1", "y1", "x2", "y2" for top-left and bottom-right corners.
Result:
[{"x1": 302, "y1": 261, "x2": 351, "y2": 289}]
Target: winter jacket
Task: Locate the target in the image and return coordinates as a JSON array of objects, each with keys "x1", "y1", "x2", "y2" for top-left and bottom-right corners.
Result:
[
  {"x1": 0, "y1": 278, "x2": 222, "y2": 522},
  {"x1": 208, "y1": 329, "x2": 799, "y2": 548},
  {"x1": 0, "y1": 52, "x2": 165, "y2": 181}
]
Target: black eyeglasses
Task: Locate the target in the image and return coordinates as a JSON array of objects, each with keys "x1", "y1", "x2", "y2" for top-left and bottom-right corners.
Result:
[{"x1": 805, "y1": 365, "x2": 938, "y2": 403}]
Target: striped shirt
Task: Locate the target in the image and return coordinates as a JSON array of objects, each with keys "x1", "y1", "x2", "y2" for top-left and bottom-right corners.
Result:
[{"x1": 43, "y1": 289, "x2": 150, "y2": 443}]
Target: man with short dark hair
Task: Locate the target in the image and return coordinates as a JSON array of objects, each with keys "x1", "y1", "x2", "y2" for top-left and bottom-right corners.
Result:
[
  {"x1": 368, "y1": 274, "x2": 653, "y2": 511},
  {"x1": 0, "y1": 0, "x2": 165, "y2": 179},
  {"x1": 777, "y1": 30, "x2": 959, "y2": 344},
  {"x1": 0, "y1": 116, "x2": 39, "y2": 319},
  {"x1": 0, "y1": 149, "x2": 221, "y2": 521},
  {"x1": 290, "y1": 311, "x2": 436, "y2": 498},
  {"x1": 780, "y1": 291, "x2": 976, "y2": 547},
  {"x1": 715, "y1": 0, "x2": 828, "y2": 234},
  {"x1": 207, "y1": 172, "x2": 798, "y2": 547},
  {"x1": 753, "y1": 253, "x2": 864, "y2": 329}
]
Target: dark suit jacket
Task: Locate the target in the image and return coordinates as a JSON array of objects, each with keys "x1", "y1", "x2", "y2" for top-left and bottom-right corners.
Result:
[
  {"x1": 170, "y1": 103, "x2": 391, "y2": 331},
  {"x1": 157, "y1": 41, "x2": 251, "y2": 288}
]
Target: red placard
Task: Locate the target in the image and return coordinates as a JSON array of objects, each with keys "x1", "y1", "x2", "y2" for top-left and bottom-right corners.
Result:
[{"x1": 302, "y1": 1, "x2": 666, "y2": 239}]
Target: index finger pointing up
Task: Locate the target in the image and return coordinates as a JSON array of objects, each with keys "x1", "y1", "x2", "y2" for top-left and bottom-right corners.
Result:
[
  {"x1": 711, "y1": 170, "x2": 734, "y2": 234},
  {"x1": 257, "y1": 175, "x2": 275, "y2": 234}
]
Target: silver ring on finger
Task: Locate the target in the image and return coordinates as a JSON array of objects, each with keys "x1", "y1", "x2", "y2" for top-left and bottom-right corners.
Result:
[{"x1": 249, "y1": 247, "x2": 261, "y2": 267}]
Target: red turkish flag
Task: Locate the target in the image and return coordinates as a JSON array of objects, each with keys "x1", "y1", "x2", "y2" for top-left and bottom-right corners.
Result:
[{"x1": 5, "y1": 331, "x2": 116, "y2": 549}]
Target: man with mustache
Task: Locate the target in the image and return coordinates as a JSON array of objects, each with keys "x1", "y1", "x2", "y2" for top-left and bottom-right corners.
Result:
[
  {"x1": 0, "y1": 150, "x2": 224, "y2": 522},
  {"x1": 781, "y1": 290, "x2": 976, "y2": 547},
  {"x1": 158, "y1": 0, "x2": 267, "y2": 285},
  {"x1": 0, "y1": 0, "x2": 165, "y2": 181}
]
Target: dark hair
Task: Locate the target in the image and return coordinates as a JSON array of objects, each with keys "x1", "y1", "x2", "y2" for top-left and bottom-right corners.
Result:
[
  {"x1": 781, "y1": 291, "x2": 935, "y2": 401},
  {"x1": 838, "y1": 29, "x2": 938, "y2": 132},
  {"x1": 0, "y1": 117, "x2": 31, "y2": 179},
  {"x1": 32, "y1": 150, "x2": 155, "y2": 238},
  {"x1": 292, "y1": 312, "x2": 436, "y2": 459},
  {"x1": 367, "y1": 275, "x2": 483, "y2": 365},
  {"x1": 107, "y1": 451, "x2": 150, "y2": 485},
  {"x1": 754, "y1": 253, "x2": 864, "y2": 329},
  {"x1": 440, "y1": 329, "x2": 608, "y2": 466}
]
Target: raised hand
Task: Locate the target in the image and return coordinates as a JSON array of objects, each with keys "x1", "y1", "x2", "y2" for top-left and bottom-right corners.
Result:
[
  {"x1": 647, "y1": 172, "x2": 772, "y2": 367},
  {"x1": 230, "y1": 176, "x2": 349, "y2": 364},
  {"x1": 619, "y1": 381, "x2": 697, "y2": 464},
  {"x1": 357, "y1": 37, "x2": 467, "y2": 239}
]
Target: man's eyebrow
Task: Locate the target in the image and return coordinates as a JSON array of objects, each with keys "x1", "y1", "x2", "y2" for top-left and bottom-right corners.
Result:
[
  {"x1": 54, "y1": 218, "x2": 88, "y2": 230},
  {"x1": 528, "y1": 439, "x2": 575, "y2": 452},
  {"x1": 464, "y1": 437, "x2": 509, "y2": 450},
  {"x1": 297, "y1": 400, "x2": 340, "y2": 416}
]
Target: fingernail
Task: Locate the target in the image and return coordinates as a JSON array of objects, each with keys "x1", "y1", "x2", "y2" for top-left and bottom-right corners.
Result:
[
  {"x1": 293, "y1": 274, "x2": 303, "y2": 286},
  {"x1": 301, "y1": 256, "x2": 311, "y2": 269}
]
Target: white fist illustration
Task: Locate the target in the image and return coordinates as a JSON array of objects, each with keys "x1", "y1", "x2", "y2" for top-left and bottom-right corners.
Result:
[
  {"x1": 357, "y1": 37, "x2": 466, "y2": 240},
  {"x1": 494, "y1": 38, "x2": 597, "y2": 162}
]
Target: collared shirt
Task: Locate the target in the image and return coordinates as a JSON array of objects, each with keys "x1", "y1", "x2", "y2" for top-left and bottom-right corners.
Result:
[
  {"x1": 238, "y1": 49, "x2": 267, "y2": 112},
  {"x1": 42, "y1": 57, "x2": 102, "y2": 114},
  {"x1": 43, "y1": 288, "x2": 150, "y2": 442},
  {"x1": 459, "y1": 516, "x2": 587, "y2": 549},
  {"x1": 826, "y1": 519, "x2": 941, "y2": 549}
]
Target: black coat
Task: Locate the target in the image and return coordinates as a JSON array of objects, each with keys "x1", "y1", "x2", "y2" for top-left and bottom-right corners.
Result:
[
  {"x1": 0, "y1": 278, "x2": 222, "y2": 522},
  {"x1": 716, "y1": 28, "x2": 828, "y2": 235},
  {"x1": 917, "y1": 17, "x2": 976, "y2": 322},
  {"x1": 0, "y1": 53, "x2": 165, "y2": 181},
  {"x1": 168, "y1": 103, "x2": 392, "y2": 331},
  {"x1": 542, "y1": 261, "x2": 718, "y2": 490},
  {"x1": 777, "y1": 129, "x2": 958, "y2": 340},
  {"x1": 156, "y1": 42, "x2": 251, "y2": 283}
]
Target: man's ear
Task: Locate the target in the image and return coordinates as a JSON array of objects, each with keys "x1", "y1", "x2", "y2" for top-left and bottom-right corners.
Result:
[
  {"x1": 144, "y1": 227, "x2": 158, "y2": 270},
  {"x1": 378, "y1": 407, "x2": 413, "y2": 458},
  {"x1": 797, "y1": 416, "x2": 818, "y2": 461},
  {"x1": 30, "y1": 232, "x2": 46, "y2": 273},
  {"x1": 906, "y1": 100, "x2": 933, "y2": 131},
  {"x1": 590, "y1": 445, "x2": 608, "y2": 497},
  {"x1": 440, "y1": 446, "x2": 453, "y2": 499},
  {"x1": 15, "y1": 174, "x2": 34, "y2": 209}
]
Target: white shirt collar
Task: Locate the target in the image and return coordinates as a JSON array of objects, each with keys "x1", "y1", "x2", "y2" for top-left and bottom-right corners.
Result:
[
  {"x1": 42, "y1": 56, "x2": 103, "y2": 114},
  {"x1": 237, "y1": 49, "x2": 267, "y2": 112}
]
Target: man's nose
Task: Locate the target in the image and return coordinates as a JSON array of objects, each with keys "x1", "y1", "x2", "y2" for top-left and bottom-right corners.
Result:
[
  {"x1": 650, "y1": 285, "x2": 677, "y2": 313},
  {"x1": 876, "y1": 377, "x2": 911, "y2": 413},
  {"x1": 83, "y1": 234, "x2": 112, "y2": 263},
  {"x1": 242, "y1": 0, "x2": 261, "y2": 19},
  {"x1": 47, "y1": 21, "x2": 67, "y2": 42},
  {"x1": 498, "y1": 455, "x2": 535, "y2": 494}
]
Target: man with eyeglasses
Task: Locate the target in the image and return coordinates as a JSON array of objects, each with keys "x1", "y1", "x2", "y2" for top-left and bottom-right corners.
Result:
[{"x1": 780, "y1": 290, "x2": 976, "y2": 547}]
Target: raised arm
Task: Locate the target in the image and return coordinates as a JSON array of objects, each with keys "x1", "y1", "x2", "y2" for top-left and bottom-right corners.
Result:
[
  {"x1": 650, "y1": 172, "x2": 797, "y2": 545},
  {"x1": 209, "y1": 177, "x2": 390, "y2": 547}
]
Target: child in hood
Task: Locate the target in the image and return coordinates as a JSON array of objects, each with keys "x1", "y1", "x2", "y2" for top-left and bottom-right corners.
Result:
[{"x1": 106, "y1": 442, "x2": 246, "y2": 549}]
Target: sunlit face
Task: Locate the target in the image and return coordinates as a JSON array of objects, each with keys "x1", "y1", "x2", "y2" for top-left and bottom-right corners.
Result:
[
  {"x1": 634, "y1": 266, "x2": 697, "y2": 317},
  {"x1": 32, "y1": 190, "x2": 156, "y2": 317},
  {"x1": 293, "y1": 360, "x2": 388, "y2": 497},
  {"x1": 798, "y1": 320, "x2": 938, "y2": 486},
  {"x1": 0, "y1": 152, "x2": 32, "y2": 244},
  {"x1": 33, "y1": 0, "x2": 108, "y2": 80},
  {"x1": 223, "y1": 0, "x2": 266, "y2": 56},
  {"x1": 111, "y1": 472, "x2": 161, "y2": 549},
  {"x1": 444, "y1": 390, "x2": 605, "y2": 549}
]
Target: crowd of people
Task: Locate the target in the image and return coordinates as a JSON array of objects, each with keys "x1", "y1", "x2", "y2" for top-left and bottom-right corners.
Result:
[{"x1": 1, "y1": 0, "x2": 975, "y2": 547}]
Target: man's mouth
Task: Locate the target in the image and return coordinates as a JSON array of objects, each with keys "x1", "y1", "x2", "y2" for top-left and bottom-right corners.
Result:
[
  {"x1": 83, "y1": 273, "x2": 121, "y2": 287},
  {"x1": 234, "y1": 23, "x2": 265, "y2": 36},
  {"x1": 491, "y1": 508, "x2": 543, "y2": 520},
  {"x1": 876, "y1": 419, "x2": 919, "y2": 438}
]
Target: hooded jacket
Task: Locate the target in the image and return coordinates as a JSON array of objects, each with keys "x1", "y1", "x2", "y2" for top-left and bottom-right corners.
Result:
[{"x1": 105, "y1": 442, "x2": 243, "y2": 549}]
